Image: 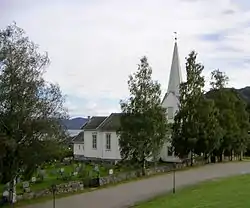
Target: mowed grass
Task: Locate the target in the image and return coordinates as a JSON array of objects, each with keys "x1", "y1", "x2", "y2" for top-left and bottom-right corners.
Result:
[{"x1": 134, "y1": 173, "x2": 250, "y2": 208}]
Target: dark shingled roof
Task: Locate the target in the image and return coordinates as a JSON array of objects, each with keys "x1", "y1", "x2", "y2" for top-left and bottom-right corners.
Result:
[
  {"x1": 72, "y1": 131, "x2": 84, "y2": 143},
  {"x1": 98, "y1": 113, "x2": 122, "y2": 131},
  {"x1": 82, "y1": 116, "x2": 107, "y2": 130}
]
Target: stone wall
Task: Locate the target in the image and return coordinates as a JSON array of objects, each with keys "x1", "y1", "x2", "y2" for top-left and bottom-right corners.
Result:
[
  {"x1": 16, "y1": 160, "x2": 205, "y2": 201},
  {"x1": 16, "y1": 181, "x2": 84, "y2": 201}
]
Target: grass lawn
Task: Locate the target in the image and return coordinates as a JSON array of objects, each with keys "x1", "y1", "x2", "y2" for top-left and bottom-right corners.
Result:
[{"x1": 134, "y1": 173, "x2": 250, "y2": 208}]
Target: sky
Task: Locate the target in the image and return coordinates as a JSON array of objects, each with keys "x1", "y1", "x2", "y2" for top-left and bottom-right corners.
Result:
[{"x1": 1, "y1": 0, "x2": 250, "y2": 118}]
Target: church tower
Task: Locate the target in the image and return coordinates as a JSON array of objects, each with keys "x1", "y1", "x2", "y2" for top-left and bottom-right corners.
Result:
[
  {"x1": 162, "y1": 34, "x2": 182, "y2": 123},
  {"x1": 159, "y1": 34, "x2": 182, "y2": 162}
]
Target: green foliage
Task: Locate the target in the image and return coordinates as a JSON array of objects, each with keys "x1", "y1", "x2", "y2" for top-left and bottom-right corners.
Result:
[
  {"x1": 172, "y1": 51, "x2": 205, "y2": 157},
  {"x1": 118, "y1": 56, "x2": 168, "y2": 172},
  {"x1": 206, "y1": 88, "x2": 250, "y2": 156},
  {"x1": 210, "y1": 69, "x2": 229, "y2": 90},
  {"x1": 194, "y1": 98, "x2": 223, "y2": 156},
  {"x1": 172, "y1": 51, "x2": 222, "y2": 159},
  {"x1": 0, "y1": 23, "x2": 68, "y2": 184}
]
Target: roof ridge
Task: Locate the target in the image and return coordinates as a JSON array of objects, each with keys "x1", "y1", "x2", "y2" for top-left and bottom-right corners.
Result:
[
  {"x1": 97, "y1": 113, "x2": 114, "y2": 130},
  {"x1": 82, "y1": 116, "x2": 108, "y2": 130}
]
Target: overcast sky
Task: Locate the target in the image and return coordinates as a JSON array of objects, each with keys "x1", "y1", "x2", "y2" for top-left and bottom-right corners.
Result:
[{"x1": 1, "y1": 0, "x2": 250, "y2": 118}]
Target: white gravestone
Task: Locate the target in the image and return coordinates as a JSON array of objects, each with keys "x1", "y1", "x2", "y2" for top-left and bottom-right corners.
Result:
[{"x1": 109, "y1": 169, "x2": 113, "y2": 175}]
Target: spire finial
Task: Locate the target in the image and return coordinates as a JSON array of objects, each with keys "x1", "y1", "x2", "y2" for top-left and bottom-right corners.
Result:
[{"x1": 174, "y1": 32, "x2": 177, "y2": 41}]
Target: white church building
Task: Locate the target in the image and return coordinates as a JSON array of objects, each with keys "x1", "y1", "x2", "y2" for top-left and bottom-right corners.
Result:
[{"x1": 73, "y1": 38, "x2": 182, "y2": 162}]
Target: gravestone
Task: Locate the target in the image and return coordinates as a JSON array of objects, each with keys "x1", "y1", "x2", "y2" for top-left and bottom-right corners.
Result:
[
  {"x1": 76, "y1": 166, "x2": 80, "y2": 173},
  {"x1": 31, "y1": 177, "x2": 36, "y2": 183},
  {"x1": 109, "y1": 169, "x2": 113, "y2": 175},
  {"x1": 17, "y1": 177, "x2": 21, "y2": 184},
  {"x1": 94, "y1": 164, "x2": 99, "y2": 172},
  {"x1": 22, "y1": 181, "x2": 29, "y2": 189},
  {"x1": 22, "y1": 181, "x2": 30, "y2": 193}
]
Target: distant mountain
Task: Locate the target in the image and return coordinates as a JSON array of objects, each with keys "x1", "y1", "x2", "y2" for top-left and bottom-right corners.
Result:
[
  {"x1": 60, "y1": 88, "x2": 250, "y2": 130},
  {"x1": 61, "y1": 117, "x2": 88, "y2": 130},
  {"x1": 237, "y1": 87, "x2": 250, "y2": 104}
]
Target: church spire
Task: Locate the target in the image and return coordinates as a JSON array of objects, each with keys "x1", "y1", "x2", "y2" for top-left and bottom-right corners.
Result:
[{"x1": 167, "y1": 32, "x2": 182, "y2": 96}]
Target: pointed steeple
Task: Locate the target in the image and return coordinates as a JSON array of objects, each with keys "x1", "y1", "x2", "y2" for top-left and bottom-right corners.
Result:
[{"x1": 167, "y1": 33, "x2": 182, "y2": 96}]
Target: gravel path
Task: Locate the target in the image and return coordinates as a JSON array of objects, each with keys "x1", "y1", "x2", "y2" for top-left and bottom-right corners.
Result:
[{"x1": 24, "y1": 161, "x2": 250, "y2": 208}]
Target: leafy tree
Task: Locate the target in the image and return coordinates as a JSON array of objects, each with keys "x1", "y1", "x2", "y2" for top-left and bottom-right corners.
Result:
[
  {"x1": 118, "y1": 56, "x2": 168, "y2": 174},
  {"x1": 172, "y1": 51, "x2": 221, "y2": 164},
  {"x1": 0, "y1": 23, "x2": 68, "y2": 197},
  {"x1": 233, "y1": 90, "x2": 250, "y2": 159},
  {"x1": 210, "y1": 69, "x2": 229, "y2": 90},
  {"x1": 172, "y1": 51, "x2": 205, "y2": 161},
  {"x1": 207, "y1": 69, "x2": 249, "y2": 161},
  {"x1": 194, "y1": 98, "x2": 223, "y2": 161}
]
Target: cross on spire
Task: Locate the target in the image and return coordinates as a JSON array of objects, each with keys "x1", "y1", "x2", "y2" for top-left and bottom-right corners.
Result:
[{"x1": 174, "y1": 32, "x2": 177, "y2": 41}]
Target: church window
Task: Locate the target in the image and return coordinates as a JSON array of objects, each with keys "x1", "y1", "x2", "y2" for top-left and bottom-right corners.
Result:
[
  {"x1": 92, "y1": 133, "x2": 97, "y2": 149},
  {"x1": 167, "y1": 107, "x2": 174, "y2": 119}
]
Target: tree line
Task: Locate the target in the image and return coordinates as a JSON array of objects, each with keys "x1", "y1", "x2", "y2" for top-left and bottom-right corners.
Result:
[
  {"x1": 172, "y1": 51, "x2": 250, "y2": 164},
  {"x1": 118, "y1": 50, "x2": 250, "y2": 173}
]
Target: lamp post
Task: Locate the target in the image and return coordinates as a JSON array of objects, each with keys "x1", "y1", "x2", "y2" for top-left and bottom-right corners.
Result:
[
  {"x1": 172, "y1": 162, "x2": 176, "y2": 194},
  {"x1": 172, "y1": 159, "x2": 182, "y2": 194},
  {"x1": 51, "y1": 184, "x2": 57, "y2": 208}
]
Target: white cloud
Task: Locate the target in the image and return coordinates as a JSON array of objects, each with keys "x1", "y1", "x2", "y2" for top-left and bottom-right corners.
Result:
[{"x1": 1, "y1": 0, "x2": 250, "y2": 116}]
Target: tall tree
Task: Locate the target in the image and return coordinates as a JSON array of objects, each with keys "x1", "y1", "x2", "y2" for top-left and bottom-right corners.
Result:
[
  {"x1": 172, "y1": 51, "x2": 205, "y2": 160},
  {"x1": 0, "y1": 23, "x2": 68, "y2": 200},
  {"x1": 118, "y1": 56, "x2": 168, "y2": 174},
  {"x1": 233, "y1": 91, "x2": 249, "y2": 159},
  {"x1": 194, "y1": 98, "x2": 223, "y2": 161},
  {"x1": 207, "y1": 69, "x2": 249, "y2": 161},
  {"x1": 172, "y1": 51, "x2": 221, "y2": 164}
]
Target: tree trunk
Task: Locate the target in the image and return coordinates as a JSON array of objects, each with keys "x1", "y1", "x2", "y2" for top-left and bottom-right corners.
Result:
[
  {"x1": 208, "y1": 155, "x2": 211, "y2": 164},
  {"x1": 141, "y1": 159, "x2": 146, "y2": 176},
  {"x1": 190, "y1": 152, "x2": 193, "y2": 166},
  {"x1": 8, "y1": 178, "x2": 16, "y2": 206},
  {"x1": 218, "y1": 153, "x2": 223, "y2": 162},
  {"x1": 205, "y1": 154, "x2": 211, "y2": 164},
  {"x1": 240, "y1": 151, "x2": 243, "y2": 161},
  {"x1": 221, "y1": 151, "x2": 225, "y2": 162}
]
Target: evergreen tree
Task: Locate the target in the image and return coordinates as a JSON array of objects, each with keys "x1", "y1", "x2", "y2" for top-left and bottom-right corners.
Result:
[{"x1": 118, "y1": 56, "x2": 168, "y2": 174}]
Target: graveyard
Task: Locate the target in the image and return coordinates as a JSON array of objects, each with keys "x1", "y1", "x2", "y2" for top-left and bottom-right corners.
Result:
[{"x1": 0, "y1": 160, "x2": 118, "y2": 195}]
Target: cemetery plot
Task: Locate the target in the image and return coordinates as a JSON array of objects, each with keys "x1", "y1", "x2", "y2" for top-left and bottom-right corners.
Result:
[{"x1": 0, "y1": 161, "x2": 117, "y2": 195}]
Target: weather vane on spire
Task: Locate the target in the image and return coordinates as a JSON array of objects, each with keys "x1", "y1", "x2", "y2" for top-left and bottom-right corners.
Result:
[{"x1": 174, "y1": 32, "x2": 177, "y2": 41}]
